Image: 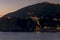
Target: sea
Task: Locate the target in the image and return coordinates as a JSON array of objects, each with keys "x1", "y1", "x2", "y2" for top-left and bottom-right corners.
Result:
[{"x1": 0, "y1": 32, "x2": 60, "y2": 40}]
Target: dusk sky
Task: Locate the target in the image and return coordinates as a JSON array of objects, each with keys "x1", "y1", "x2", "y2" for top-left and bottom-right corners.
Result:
[{"x1": 0, "y1": 0, "x2": 60, "y2": 17}]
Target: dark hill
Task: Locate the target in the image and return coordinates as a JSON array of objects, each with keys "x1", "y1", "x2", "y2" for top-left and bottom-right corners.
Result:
[
  {"x1": 2, "y1": 2, "x2": 60, "y2": 19},
  {"x1": 0, "y1": 2, "x2": 60, "y2": 32}
]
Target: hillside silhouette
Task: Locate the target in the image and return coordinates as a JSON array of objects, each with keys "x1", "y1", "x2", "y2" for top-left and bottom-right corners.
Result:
[{"x1": 0, "y1": 2, "x2": 60, "y2": 32}]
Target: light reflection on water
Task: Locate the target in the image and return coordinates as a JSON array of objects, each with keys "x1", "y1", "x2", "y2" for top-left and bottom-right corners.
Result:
[{"x1": 0, "y1": 32, "x2": 60, "y2": 40}]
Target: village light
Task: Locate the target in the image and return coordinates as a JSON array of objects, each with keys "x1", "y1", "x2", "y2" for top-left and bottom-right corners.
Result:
[{"x1": 7, "y1": 16, "x2": 11, "y2": 19}]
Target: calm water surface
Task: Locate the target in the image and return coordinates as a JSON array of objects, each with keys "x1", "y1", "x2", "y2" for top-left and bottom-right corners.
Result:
[{"x1": 0, "y1": 32, "x2": 60, "y2": 40}]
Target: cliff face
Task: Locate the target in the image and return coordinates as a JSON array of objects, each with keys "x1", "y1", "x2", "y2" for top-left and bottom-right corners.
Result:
[{"x1": 0, "y1": 2, "x2": 60, "y2": 32}]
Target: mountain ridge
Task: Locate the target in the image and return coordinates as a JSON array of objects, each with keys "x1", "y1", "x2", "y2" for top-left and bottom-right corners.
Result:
[
  {"x1": 2, "y1": 2, "x2": 60, "y2": 19},
  {"x1": 0, "y1": 2, "x2": 60, "y2": 32}
]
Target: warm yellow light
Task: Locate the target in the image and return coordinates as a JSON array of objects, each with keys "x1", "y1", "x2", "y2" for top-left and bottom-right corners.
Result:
[
  {"x1": 44, "y1": 26, "x2": 48, "y2": 29},
  {"x1": 56, "y1": 27, "x2": 60, "y2": 30},
  {"x1": 35, "y1": 26, "x2": 40, "y2": 31},
  {"x1": 7, "y1": 16, "x2": 11, "y2": 19}
]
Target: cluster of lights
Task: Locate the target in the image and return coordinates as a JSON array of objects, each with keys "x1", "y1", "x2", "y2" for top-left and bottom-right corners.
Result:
[{"x1": 53, "y1": 18, "x2": 60, "y2": 21}]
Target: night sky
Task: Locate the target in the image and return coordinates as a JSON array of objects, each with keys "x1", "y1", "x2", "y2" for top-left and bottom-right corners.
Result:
[{"x1": 0, "y1": 0, "x2": 60, "y2": 17}]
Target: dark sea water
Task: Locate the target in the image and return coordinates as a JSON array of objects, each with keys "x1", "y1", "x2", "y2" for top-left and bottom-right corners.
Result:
[{"x1": 0, "y1": 32, "x2": 60, "y2": 40}]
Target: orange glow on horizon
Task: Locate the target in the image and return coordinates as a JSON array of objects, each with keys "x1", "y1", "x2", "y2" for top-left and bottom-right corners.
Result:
[
  {"x1": 0, "y1": 0, "x2": 60, "y2": 17},
  {"x1": 0, "y1": 6, "x2": 21, "y2": 17}
]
